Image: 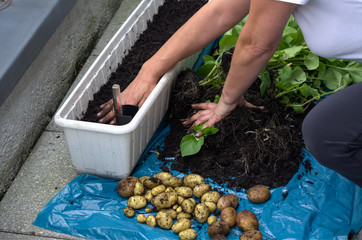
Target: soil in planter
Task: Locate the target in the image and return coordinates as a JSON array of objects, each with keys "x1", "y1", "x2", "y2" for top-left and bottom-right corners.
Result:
[
  {"x1": 158, "y1": 68, "x2": 310, "y2": 191},
  {"x1": 81, "y1": 0, "x2": 208, "y2": 122}
]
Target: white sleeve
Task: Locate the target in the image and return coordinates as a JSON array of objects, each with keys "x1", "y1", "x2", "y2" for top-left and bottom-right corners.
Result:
[{"x1": 276, "y1": 0, "x2": 309, "y2": 5}]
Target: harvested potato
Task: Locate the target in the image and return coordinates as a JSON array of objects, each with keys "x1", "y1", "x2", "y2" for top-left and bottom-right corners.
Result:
[
  {"x1": 144, "y1": 190, "x2": 153, "y2": 202},
  {"x1": 123, "y1": 207, "x2": 135, "y2": 217},
  {"x1": 139, "y1": 176, "x2": 149, "y2": 184},
  {"x1": 220, "y1": 207, "x2": 237, "y2": 227},
  {"x1": 207, "y1": 221, "x2": 230, "y2": 237},
  {"x1": 153, "y1": 172, "x2": 172, "y2": 181},
  {"x1": 193, "y1": 183, "x2": 211, "y2": 198},
  {"x1": 176, "y1": 205, "x2": 183, "y2": 213},
  {"x1": 156, "y1": 212, "x2": 173, "y2": 230},
  {"x1": 204, "y1": 201, "x2": 217, "y2": 213},
  {"x1": 143, "y1": 177, "x2": 162, "y2": 189},
  {"x1": 179, "y1": 228, "x2": 197, "y2": 240},
  {"x1": 181, "y1": 198, "x2": 196, "y2": 214},
  {"x1": 165, "y1": 187, "x2": 174, "y2": 192},
  {"x1": 183, "y1": 174, "x2": 205, "y2": 189},
  {"x1": 151, "y1": 185, "x2": 166, "y2": 196},
  {"x1": 247, "y1": 185, "x2": 271, "y2": 203},
  {"x1": 201, "y1": 191, "x2": 221, "y2": 204},
  {"x1": 159, "y1": 209, "x2": 177, "y2": 219},
  {"x1": 189, "y1": 198, "x2": 196, "y2": 205},
  {"x1": 210, "y1": 234, "x2": 227, "y2": 240},
  {"x1": 207, "y1": 215, "x2": 218, "y2": 225},
  {"x1": 176, "y1": 186, "x2": 193, "y2": 198},
  {"x1": 163, "y1": 176, "x2": 183, "y2": 188},
  {"x1": 117, "y1": 176, "x2": 138, "y2": 198},
  {"x1": 137, "y1": 214, "x2": 147, "y2": 223},
  {"x1": 217, "y1": 194, "x2": 239, "y2": 211},
  {"x1": 134, "y1": 181, "x2": 144, "y2": 196},
  {"x1": 194, "y1": 203, "x2": 210, "y2": 223},
  {"x1": 146, "y1": 215, "x2": 156, "y2": 227},
  {"x1": 236, "y1": 210, "x2": 259, "y2": 232},
  {"x1": 239, "y1": 229, "x2": 263, "y2": 240},
  {"x1": 127, "y1": 196, "x2": 147, "y2": 209},
  {"x1": 145, "y1": 206, "x2": 153, "y2": 213},
  {"x1": 172, "y1": 218, "x2": 192, "y2": 233},
  {"x1": 178, "y1": 196, "x2": 185, "y2": 205},
  {"x1": 151, "y1": 191, "x2": 178, "y2": 210},
  {"x1": 177, "y1": 212, "x2": 192, "y2": 220}
]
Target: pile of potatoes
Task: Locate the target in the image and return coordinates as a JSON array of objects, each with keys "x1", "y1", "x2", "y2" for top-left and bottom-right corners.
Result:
[{"x1": 117, "y1": 172, "x2": 272, "y2": 240}]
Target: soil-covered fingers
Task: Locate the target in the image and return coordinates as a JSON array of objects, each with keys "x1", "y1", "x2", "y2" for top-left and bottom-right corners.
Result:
[{"x1": 97, "y1": 99, "x2": 116, "y2": 124}]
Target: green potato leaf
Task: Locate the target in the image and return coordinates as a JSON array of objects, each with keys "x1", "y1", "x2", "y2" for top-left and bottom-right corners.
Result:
[{"x1": 180, "y1": 134, "x2": 204, "y2": 157}]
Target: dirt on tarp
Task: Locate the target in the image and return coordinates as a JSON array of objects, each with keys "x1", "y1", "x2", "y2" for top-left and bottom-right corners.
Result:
[
  {"x1": 158, "y1": 69, "x2": 309, "y2": 191},
  {"x1": 81, "y1": 0, "x2": 208, "y2": 122}
]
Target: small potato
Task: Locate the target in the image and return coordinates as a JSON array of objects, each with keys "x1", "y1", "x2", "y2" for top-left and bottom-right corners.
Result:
[
  {"x1": 177, "y1": 186, "x2": 193, "y2": 198},
  {"x1": 181, "y1": 198, "x2": 196, "y2": 214},
  {"x1": 201, "y1": 191, "x2": 221, "y2": 204},
  {"x1": 189, "y1": 198, "x2": 196, "y2": 205},
  {"x1": 204, "y1": 201, "x2": 217, "y2": 213},
  {"x1": 134, "y1": 181, "x2": 144, "y2": 196},
  {"x1": 143, "y1": 177, "x2": 162, "y2": 189},
  {"x1": 183, "y1": 174, "x2": 205, "y2": 189},
  {"x1": 146, "y1": 215, "x2": 156, "y2": 227},
  {"x1": 145, "y1": 206, "x2": 153, "y2": 213},
  {"x1": 139, "y1": 176, "x2": 150, "y2": 184},
  {"x1": 178, "y1": 196, "x2": 185, "y2": 205},
  {"x1": 117, "y1": 176, "x2": 138, "y2": 198},
  {"x1": 153, "y1": 172, "x2": 172, "y2": 181},
  {"x1": 163, "y1": 176, "x2": 183, "y2": 188},
  {"x1": 159, "y1": 209, "x2": 177, "y2": 219},
  {"x1": 236, "y1": 210, "x2": 259, "y2": 232},
  {"x1": 220, "y1": 207, "x2": 237, "y2": 227},
  {"x1": 156, "y1": 213, "x2": 173, "y2": 230},
  {"x1": 207, "y1": 221, "x2": 230, "y2": 237},
  {"x1": 207, "y1": 215, "x2": 218, "y2": 225},
  {"x1": 176, "y1": 205, "x2": 183, "y2": 213},
  {"x1": 144, "y1": 190, "x2": 153, "y2": 202},
  {"x1": 172, "y1": 218, "x2": 192, "y2": 233},
  {"x1": 151, "y1": 191, "x2": 178, "y2": 210},
  {"x1": 247, "y1": 185, "x2": 271, "y2": 203},
  {"x1": 137, "y1": 214, "x2": 147, "y2": 223},
  {"x1": 165, "y1": 187, "x2": 174, "y2": 192},
  {"x1": 194, "y1": 203, "x2": 209, "y2": 223},
  {"x1": 123, "y1": 207, "x2": 135, "y2": 217},
  {"x1": 239, "y1": 229, "x2": 263, "y2": 240},
  {"x1": 127, "y1": 196, "x2": 147, "y2": 209},
  {"x1": 151, "y1": 185, "x2": 166, "y2": 196},
  {"x1": 179, "y1": 229, "x2": 197, "y2": 240},
  {"x1": 193, "y1": 183, "x2": 211, "y2": 198},
  {"x1": 217, "y1": 194, "x2": 239, "y2": 211},
  {"x1": 177, "y1": 212, "x2": 192, "y2": 220}
]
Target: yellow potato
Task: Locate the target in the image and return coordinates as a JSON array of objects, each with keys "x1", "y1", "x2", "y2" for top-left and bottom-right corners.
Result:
[
  {"x1": 123, "y1": 207, "x2": 135, "y2": 217},
  {"x1": 139, "y1": 176, "x2": 150, "y2": 184},
  {"x1": 239, "y1": 229, "x2": 263, "y2": 240},
  {"x1": 137, "y1": 214, "x2": 147, "y2": 223},
  {"x1": 165, "y1": 187, "x2": 174, "y2": 192},
  {"x1": 172, "y1": 218, "x2": 192, "y2": 233},
  {"x1": 201, "y1": 191, "x2": 221, "y2": 204},
  {"x1": 156, "y1": 213, "x2": 173, "y2": 230},
  {"x1": 176, "y1": 186, "x2": 193, "y2": 198},
  {"x1": 151, "y1": 191, "x2": 178, "y2": 210},
  {"x1": 207, "y1": 215, "x2": 218, "y2": 225},
  {"x1": 247, "y1": 185, "x2": 271, "y2": 203},
  {"x1": 144, "y1": 190, "x2": 153, "y2": 202},
  {"x1": 177, "y1": 212, "x2": 192, "y2": 220},
  {"x1": 179, "y1": 229, "x2": 197, "y2": 240},
  {"x1": 127, "y1": 196, "x2": 147, "y2": 209},
  {"x1": 181, "y1": 198, "x2": 195, "y2": 214},
  {"x1": 220, "y1": 207, "x2": 237, "y2": 227},
  {"x1": 236, "y1": 210, "x2": 259, "y2": 232},
  {"x1": 151, "y1": 185, "x2": 166, "y2": 196},
  {"x1": 143, "y1": 177, "x2": 162, "y2": 189},
  {"x1": 153, "y1": 172, "x2": 172, "y2": 181},
  {"x1": 194, "y1": 203, "x2": 209, "y2": 223},
  {"x1": 204, "y1": 201, "x2": 217, "y2": 213},
  {"x1": 178, "y1": 196, "x2": 185, "y2": 205},
  {"x1": 217, "y1": 194, "x2": 239, "y2": 211},
  {"x1": 183, "y1": 174, "x2": 205, "y2": 189},
  {"x1": 207, "y1": 221, "x2": 230, "y2": 237},
  {"x1": 146, "y1": 215, "x2": 156, "y2": 227},
  {"x1": 159, "y1": 209, "x2": 177, "y2": 219},
  {"x1": 134, "y1": 181, "x2": 144, "y2": 196},
  {"x1": 145, "y1": 206, "x2": 153, "y2": 213},
  {"x1": 193, "y1": 183, "x2": 211, "y2": 198},
  {"x1": 163, "y1": 176, "x2": 183, "y2": 188}
]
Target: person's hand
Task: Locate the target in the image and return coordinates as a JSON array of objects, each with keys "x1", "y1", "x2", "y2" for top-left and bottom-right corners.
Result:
[
  {"x1": 183, "y1": 95, "x2": 263, "y2": 137},
  {"x1": 97, "y1": 65, "x2": 159, "y2": 124}
]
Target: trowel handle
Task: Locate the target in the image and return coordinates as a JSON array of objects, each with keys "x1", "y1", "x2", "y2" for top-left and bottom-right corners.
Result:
[{"x1": 112, "y1": 84, "x2": 122, "y2": 115}]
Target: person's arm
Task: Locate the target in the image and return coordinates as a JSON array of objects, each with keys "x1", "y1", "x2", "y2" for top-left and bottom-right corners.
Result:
[
  {"x1": 185, "y1": 0, "x2": 296, "y2": 134},
  {"x1": 97, "y1": 0, "x2": 251, "y2": 124}
]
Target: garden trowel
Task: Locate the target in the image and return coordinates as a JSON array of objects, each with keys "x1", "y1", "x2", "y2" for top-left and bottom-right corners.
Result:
[{"x1": 112, "y1": 84, "x2": 139, "y2": 125}]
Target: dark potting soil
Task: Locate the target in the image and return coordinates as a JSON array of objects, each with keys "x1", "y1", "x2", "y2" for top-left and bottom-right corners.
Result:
[
  {"x1": 82, "y1": 0, "x2": 208, "y2": 122},
  {"x1": 81, "y1": 0, "x2": 311, "y2": 191}
]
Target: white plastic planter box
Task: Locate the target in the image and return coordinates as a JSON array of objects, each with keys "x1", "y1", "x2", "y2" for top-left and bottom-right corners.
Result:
[{"x1": 54, "y1": 0, "x2": 200, "y2": 179}]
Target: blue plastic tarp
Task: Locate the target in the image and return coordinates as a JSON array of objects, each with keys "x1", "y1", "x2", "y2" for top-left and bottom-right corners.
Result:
[{"x1": 33, "y1": 118, "x2": 362, "y2": 240}]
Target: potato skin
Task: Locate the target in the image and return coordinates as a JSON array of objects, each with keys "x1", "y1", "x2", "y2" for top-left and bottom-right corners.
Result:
[
  {"x1": 151, "y1": 185, "x2": 166, "y2": 196},
  {"x1": 194, "y1": 203, "x2": 210, "y2": 223},
  {"x1": 163, "y1": 176, "x2": 183, "y2": 188},
  {"x1": 123, "y1": 207, "x2": 135, "y2": 217},
  {"x1": 176, "y1": 186, "x2": 193, "y2": 198},
  {"x1": 210, "y1": 234, "x2": 227, "y2": 240},
  {"x1": 146, "y1": 215, "x2": 156, "y2": 227},
  {"x1": 156, "y1": 213, "x2": 173, "y2": 230},
  {"x1": 134, "y1": 181, "x2": 144, "y2": 196},
  {"x1": 117, "y1": 176, "x2": 138, "y2": 198},
  {"x1": 193, "y1": 183, "x2": 211, "y2": 198},
  {"x1": 172, "y1": 218, "x2": 192, "y2": 233},
  {"x1": 207, "y1": 221, "x2": 230, "y2": 237},
  {"x1": 179, "y1": 229, "x2": 197, "y2": 240},
  {"x1": 201, "y1": 191, "x2": 221, "y2": 204},
  {"x1": 236, "y1": 210, "x2": 259, "y2": 232},
  {"x1": 220, "y1": 207, "x2": 237, "y2": 227},
  {"x1": 151, "y1": 191, "x2": 178, "y2": 210},
  {"x1": 153, "y1": 172, "x2": 172, "y2": 181},
  {"x1": 177, "y1": 212, "x2": 192, "y2": 220},
  {"x1": 143, "y1": 177, "x2": 162, "y2": 189},
  {"x1": 247, "y1": 185, "x2": 271, "y2": 203},
  {"x1": 204, "y1": 201, "x2": 217, "y2": 213},
  {"x1": 217, "y1": 194, "x2": 239, "y2": 211},
  {"x1": 137, "y1": 214, "x2": 147, "y2": 223},
  {"x1": 127, "y1": 196, "x2": 147, "y2": 209},
  {"x1": 183, "y1": 174, "x2": 205, "y2": 189},
  {"x1": 239, "y1": 229, "x2": 263, "y2": 240},
  {"x1": 207, "y1": 215, "x2": 218, "y2": 225}
]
